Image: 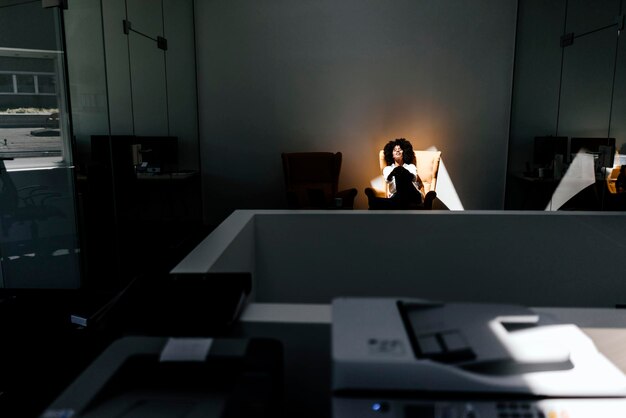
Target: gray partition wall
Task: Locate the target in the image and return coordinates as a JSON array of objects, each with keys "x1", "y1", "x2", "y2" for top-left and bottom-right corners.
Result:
[{"x1": 173, "y1": 210, "x2": 626, "y2": 308}]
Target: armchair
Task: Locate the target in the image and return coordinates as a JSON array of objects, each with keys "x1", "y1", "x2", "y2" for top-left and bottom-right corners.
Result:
[
  {"x1": 365, "y1": 149, "x2": 441, "y2": 209},
  {"x1": 281, "y1": 152, "x2": 357, "y2": 209},
  {"x1": 606, "y1": 166, "x2": 621, "y2": 194},
  {"x1": 603, "y1": 166, "x2": 626, "y2": 210}
]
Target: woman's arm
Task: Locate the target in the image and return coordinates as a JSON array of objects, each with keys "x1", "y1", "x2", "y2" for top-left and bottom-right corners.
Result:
[
  {"x1": 382, "y1": 165, "x2": 394, "y2": 182},
  {"x1": 404, "y1": 163, "x2": 417, "y2": 180}
]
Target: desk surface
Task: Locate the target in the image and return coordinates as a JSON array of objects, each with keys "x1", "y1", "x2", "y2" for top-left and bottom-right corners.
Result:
[
  {"x1": 240, "y1": 303, "x2": 626, "y2": 326},
  {"x1": 135, "y1": 170, "x2": 198, "y2": 180}
]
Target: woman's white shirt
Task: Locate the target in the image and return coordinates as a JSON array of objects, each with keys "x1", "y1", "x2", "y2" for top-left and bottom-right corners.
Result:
[{"x1": 383, "y1": 163, "x2": 418, "y2": 196}]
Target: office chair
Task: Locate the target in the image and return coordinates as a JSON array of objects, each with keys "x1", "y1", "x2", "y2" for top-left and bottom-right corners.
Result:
[
  {"x1": 365, "y1": 149, "x2": 441, "y2": 209},
  {"x1": 281, "y1": 152, "x2": 357, "y2": 209},
  {"x1": 0, "y1": 158, "x2": 65, "y2": 240}
]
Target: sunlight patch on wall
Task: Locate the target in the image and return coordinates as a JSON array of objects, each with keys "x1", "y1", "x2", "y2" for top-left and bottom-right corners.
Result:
[
  {"x1": 426, "y1": 146, "x2": 463, "y2": 210},
  {"x1": 434, "y1": 157, "x2": 464, "y2": 210},
  {"x1": 545, "y1": 152, "x2": 595, "y2": 211}
]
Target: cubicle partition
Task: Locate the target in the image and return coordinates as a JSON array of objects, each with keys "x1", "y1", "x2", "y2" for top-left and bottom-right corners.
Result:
[{"x1": 172, "y1": 210, "x2": 626, "y2": 307}]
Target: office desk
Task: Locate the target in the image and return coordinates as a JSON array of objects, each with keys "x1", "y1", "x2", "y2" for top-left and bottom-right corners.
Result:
[
  {"x1": 134, "y1": 170, "x2": 201, "y2": 222},
  {"x1": 135, "y1": 171, "x2": 198, "y2": 181},
  {"x1": 233, "y1": 303, "x2": 626, "y2": 418},
  {"x1": 77, "y1": 169, "x2": 203, "y2": 287},
  {"x1": 508, "y1": 173, "x2": 616, "y2": 211},
  {"x1": 508, "y1": 174, "x2": 562, "y2": 210}
]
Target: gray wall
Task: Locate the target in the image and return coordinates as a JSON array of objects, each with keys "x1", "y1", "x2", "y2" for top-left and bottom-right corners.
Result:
[
  {"x1": 195, "y1": 0, "x2": 518, "y2": 221},
  {"x1": 173, "y1": 210, "x2": 626, "y2": 308}
]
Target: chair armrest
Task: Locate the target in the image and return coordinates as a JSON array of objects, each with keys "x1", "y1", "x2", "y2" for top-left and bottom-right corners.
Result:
[
  {"x1": 364, "y1": 187, "x2": 386, "y2": 199},
  {"x1": 285, "y1": 191, "x2": 299, "y2": 209},
  {"x1": 336, "y1": 188, "x2": 358, "y2": 208},
  {"x1": 364, "y1": 187, "x2": 388, "y2": 209},
  {"x1": 423, "y1": 191, "x2": 437, "y2": 210}
]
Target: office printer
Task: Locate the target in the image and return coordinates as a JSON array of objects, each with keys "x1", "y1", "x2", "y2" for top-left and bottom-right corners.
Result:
[
  {"x1": 332, "y1": 298, "x2": 626, "y2": 418},
  {"x1": 40, "y1": 337, "x2": 282, "y2": 418}
]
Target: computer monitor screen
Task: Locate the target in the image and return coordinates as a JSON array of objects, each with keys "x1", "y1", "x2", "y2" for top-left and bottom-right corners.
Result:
[
  {"x1": 570, "y1": 137, "x2": 615, "y2": 156},
  {"x1": 533, "y1": 136, "x2": 568, "y2": 166}
]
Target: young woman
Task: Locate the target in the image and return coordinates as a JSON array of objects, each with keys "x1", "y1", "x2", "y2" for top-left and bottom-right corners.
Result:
[{"x1": 381, "y1": 138, "x2": 423, "y2": 208}]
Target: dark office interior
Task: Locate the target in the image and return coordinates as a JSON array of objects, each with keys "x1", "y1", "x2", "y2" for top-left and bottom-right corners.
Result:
[{"x1": 1, "y1": 0, "x2": 626, "y2": 416}]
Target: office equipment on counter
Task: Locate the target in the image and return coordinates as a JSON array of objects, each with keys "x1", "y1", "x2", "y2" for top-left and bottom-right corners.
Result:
[
  {"x1": 332, "y1": 298, "x2": 626, "y2": 418},
  {"x1": 91, "y1": 135, "x2": 179, "y2": 176},
  {"x1": 570, "y1": 137, "x2": 616, "y2": 159},
  {"x1": 533, "y1": 136, "x2": 568, "y2": 167},
  {"x1": 94, "y1": 272, "x2": 252, "y2": 336},
  {"x1": 40, "y1": 336, "x2": 283, "y2": 418}
]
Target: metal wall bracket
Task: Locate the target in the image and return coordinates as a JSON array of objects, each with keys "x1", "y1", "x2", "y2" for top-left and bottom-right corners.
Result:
[
  {"x1": 42, "y1": 0, "x2": 68, "y2": 9},
  {"x1": 123, "y1": 19, "x2": 132, "y2": 35},
  {"x1": 560, "y1": 32, "x2": 574, "y2": 47},
  {"x1": 122, "y1": 19, "x2": 167, "y2": 51},
  {"x1": 157, "y1": 36, "x2": 168, "y2": 51},
  {"x1": 617, "y1": 14, "x2": 625, "y2": 32}
]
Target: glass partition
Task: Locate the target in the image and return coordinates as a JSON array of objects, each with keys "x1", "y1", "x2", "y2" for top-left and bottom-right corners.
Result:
[
  {"x1": 506, "y1": 0, "x2": 626, "y2": 211},
  {"x1": 0, "y1": 1, "x2": 80, "y2": 288},
  {"x1": 61, "y1": 0, "x2": 200, "y2": 290}
]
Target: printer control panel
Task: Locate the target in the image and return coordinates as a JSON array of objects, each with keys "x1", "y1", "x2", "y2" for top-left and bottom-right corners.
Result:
[{"x1": 333, "y1": 397, "x2": 626, "y2": 418}]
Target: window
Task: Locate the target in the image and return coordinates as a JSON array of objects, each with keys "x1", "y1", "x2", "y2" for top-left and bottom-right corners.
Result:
[
  {"x1": 0, "y1": 72, "x2": 57, "y2": 95},
  {"x1": 0, "y1": 50, "x2": 67, "y2": 164},
  {"x1": 0, "y1": 74, "x2": 12, "y2": 93},
  {"x1": 15, "y1": 74, "x2": 35, "y2": 93},
  {"x1": 37, "y1": 74, "x2": 56, "y2": 94}
]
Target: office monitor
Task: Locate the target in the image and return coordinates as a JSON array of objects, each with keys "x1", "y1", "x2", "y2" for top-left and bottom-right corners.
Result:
[
  {"x1": 533, "y1": 136, "x2": 568, "y2": 166},
  {"x1": 570, "y1": 137, "x2": 615, "y2": 156}
]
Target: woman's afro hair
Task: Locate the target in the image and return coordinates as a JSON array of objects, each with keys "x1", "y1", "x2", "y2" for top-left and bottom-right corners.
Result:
[{"x1": 383, "y1": 138, "x2": 415, "y2": 166}]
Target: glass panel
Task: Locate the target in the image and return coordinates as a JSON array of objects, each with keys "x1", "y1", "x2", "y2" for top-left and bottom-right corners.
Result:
[
  {"x1": 128, "y1": 0, "x2": 168, "y2": 136},
  {"x1": 505, "y1": 0, "x2": 565, "y2": 210},
  {"x1": 507, "y1": 0, "x2": 625, "y2": 211},
  {"x1": 65, "y1": 0, "x2": 111, "y2": 162},
  {"x1": 558, "y1": 29, "x2": 616, "y2": 139},
  {"x1": 15, "y1": 74, "x2": 35, "y2": 93},
  {"x1": 37, "y1": 74, "x2": 56, "y2": 94},
  {"x1": 163, "y1": 0, "x2": 199, "y2": 171},
  {"x1": 565, "y1": 0, "x2": 621, "y2": 35},
  {"x1": 0, "y1": 50, "x2": 64, "y2": 161},
  {"x1": 0, "y1": 2, "x2": 80, "y2": 289},
  {"x1": 0, "y1": 164, "x2": 81, "y2": 288},
  {"x1": 609, "y1": 25, "x2": 626, "y2": 155},
  {"x1": 0, "y1": 74, "x2": 13, "y2": 93}
]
